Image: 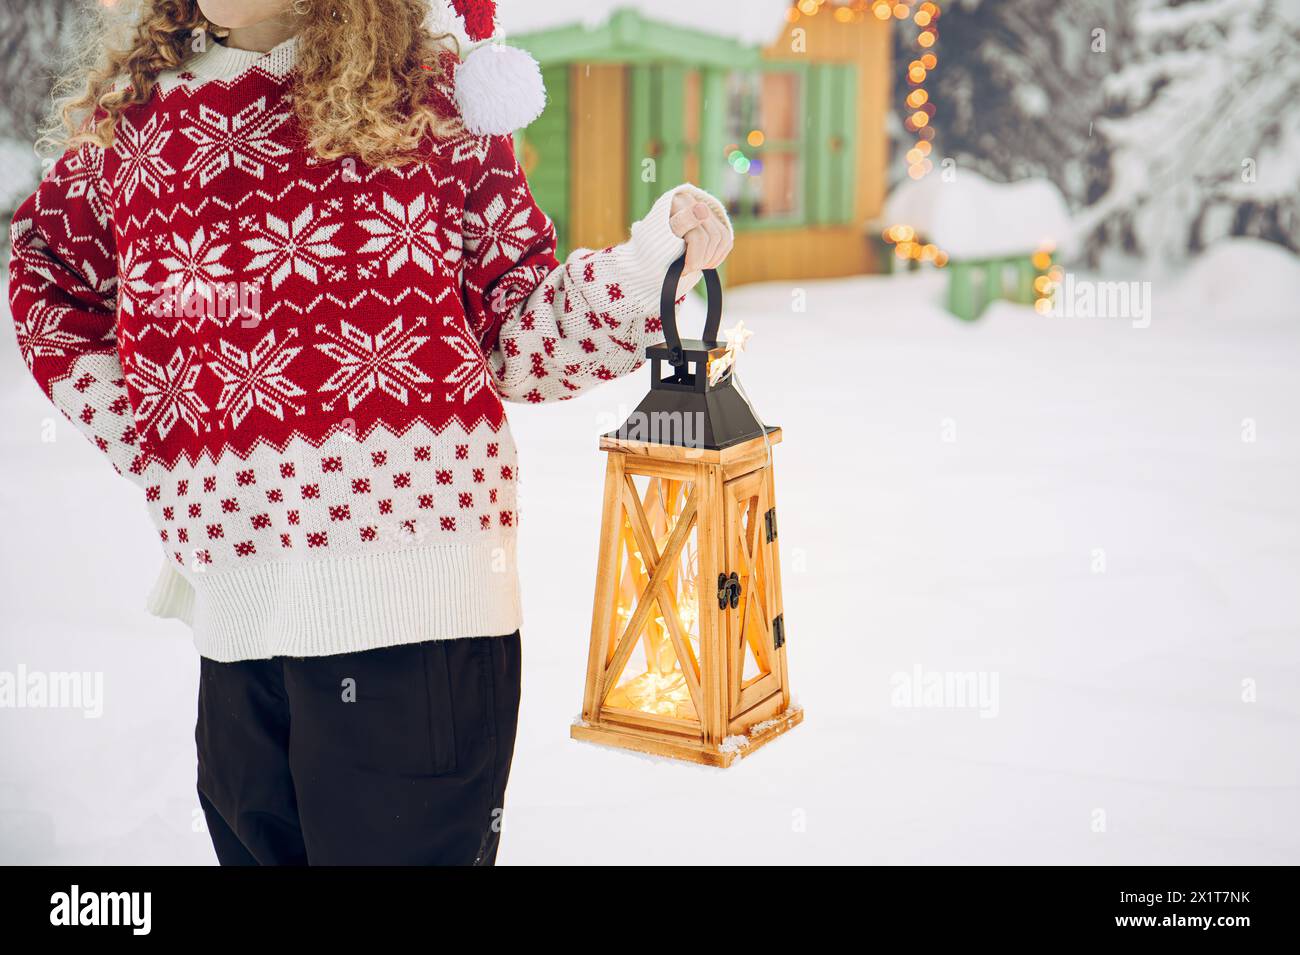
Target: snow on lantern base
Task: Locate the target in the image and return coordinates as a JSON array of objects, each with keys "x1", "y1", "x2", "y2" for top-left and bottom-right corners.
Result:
[{"x1": 570, "y1": 257, "x2": 801, "y2": 767}]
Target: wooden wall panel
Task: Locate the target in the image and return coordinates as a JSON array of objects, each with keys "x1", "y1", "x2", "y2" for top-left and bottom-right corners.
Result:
[
  {"x1": 727, "y1": 225, "x2": 878, "y2": 287},
  {"x1": 569, "y1": 64, "x2": 629, "y2": 252}
]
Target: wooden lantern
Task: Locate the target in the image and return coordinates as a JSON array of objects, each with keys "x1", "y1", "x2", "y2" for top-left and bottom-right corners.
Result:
[{"x1": 571, "y1": 259, "x2": 801, "y2": 767}]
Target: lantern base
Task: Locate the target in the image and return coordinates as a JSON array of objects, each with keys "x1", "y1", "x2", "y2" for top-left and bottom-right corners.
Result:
[{"x1": 570, "y1": 705, "x2": 803, "y2": 768}]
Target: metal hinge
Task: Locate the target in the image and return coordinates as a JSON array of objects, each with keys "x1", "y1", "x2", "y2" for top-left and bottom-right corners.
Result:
[
  {"x1": 764, "y1": 507, "x2": 778, "y2": 543},
  {"x1": 772, "y1": 614, "x2": 785, "y2": 649},
  {"x1": 717, "y1": 572, "x2": 740, "y2": 610}
]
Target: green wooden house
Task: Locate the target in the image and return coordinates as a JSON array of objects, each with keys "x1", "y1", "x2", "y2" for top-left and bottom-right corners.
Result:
[{"x1": 511, "y1": 6, "x2": 892, "y2": 286}]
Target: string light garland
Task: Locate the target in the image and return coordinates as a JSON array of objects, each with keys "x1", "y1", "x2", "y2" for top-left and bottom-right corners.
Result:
[
  {"x1": 1032, "y1": 244, "x2": 1062, "y2": 314},
  {"x1": 878, "y1": 1, "x2": 947, "y2": 266}
]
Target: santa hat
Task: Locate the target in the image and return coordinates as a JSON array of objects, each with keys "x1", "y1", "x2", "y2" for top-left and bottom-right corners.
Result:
[{"x1": 429, "y1": 0, "x2": 547, "y2": 137}]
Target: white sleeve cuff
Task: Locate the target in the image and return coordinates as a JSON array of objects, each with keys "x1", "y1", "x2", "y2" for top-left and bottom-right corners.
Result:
[{"x1": 616, "y1": 183, "x2": 732, "y2": 310}]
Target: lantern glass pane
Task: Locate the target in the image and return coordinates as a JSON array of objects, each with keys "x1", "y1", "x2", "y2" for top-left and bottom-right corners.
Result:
[{"x1": 604, "y1": 475, "x2": 702, "y2": 723}]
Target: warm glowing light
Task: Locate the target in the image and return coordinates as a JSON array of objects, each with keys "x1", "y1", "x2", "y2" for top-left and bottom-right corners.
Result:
[
  {"x1": 1033, "y1": 275, "x2": 1052, "y2": 294},
  {"x1": 607, "y1": 667, "x2": 696, "y2": 719},
  {"x1": 1032, "y1": 251, "x2": 1052, "y2": 270},
  {"x1": 897, "y1": 9, "x2": 945, "y2": 198},
  {"x1": 607, "y1": 504, "x2": 704, "y2": 720},
  {"x1": 896, "y1": 241, "x2": 914, "y2": 257},
  {"x1": 798, "y1": 0, "x2": 819, "y2": 15},
  {"x1": 893, "y1": 3, "x2": 910, "y2": 18},
  {"x1": 934, "y1": 250, "x2": 949, "y2": 267},
  {"x1": 872, "y1": 1, "x2": 892, "y2": 19},
  {"x1": 747, "y1": 129, "x2": 765, "y2": 147},
  {"x1": 1035, "y1": 297, "x2": 1053, "y2": 315},
  {"x1": 834, "y1": 5, "x2": 854, "y2": 22}
]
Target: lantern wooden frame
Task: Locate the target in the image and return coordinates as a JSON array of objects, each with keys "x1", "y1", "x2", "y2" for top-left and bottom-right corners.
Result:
[{"x1": 571, "y1": 428, "x2": 801, "y2": 767}]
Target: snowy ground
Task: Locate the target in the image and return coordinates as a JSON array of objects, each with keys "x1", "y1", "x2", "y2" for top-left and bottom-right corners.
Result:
[{"x1": 1, "y1": 241, "x2": 1298, "y2": 864}]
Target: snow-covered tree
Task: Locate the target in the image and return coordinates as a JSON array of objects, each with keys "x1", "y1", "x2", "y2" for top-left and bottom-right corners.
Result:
[
  {"x1": 1086, "y1": 0, "x2": 1300, "y2": 261},
  {"x1": 894, "y1": 0, "x2": 1299, "y2": 263},
  {"x1": 0, "y1": 0, "x2": 83, "y2": 217},
  {"x1": 892, "y1": 0, "x2": 1134, "y2": 211}
]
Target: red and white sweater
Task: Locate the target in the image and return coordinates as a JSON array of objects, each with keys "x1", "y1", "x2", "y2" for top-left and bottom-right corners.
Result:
[{"x1": 8, "y1": 38, "x2": 729, "y2": 661}]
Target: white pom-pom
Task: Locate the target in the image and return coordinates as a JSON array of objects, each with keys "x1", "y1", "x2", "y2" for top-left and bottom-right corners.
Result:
[{"x1": 454, "y1": 44, "x2": 547, "y2": 136}]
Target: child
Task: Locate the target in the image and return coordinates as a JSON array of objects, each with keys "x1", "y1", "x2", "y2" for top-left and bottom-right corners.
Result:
[{"x1": 9, "y1": 0, "x2": 732, "y2": 865}]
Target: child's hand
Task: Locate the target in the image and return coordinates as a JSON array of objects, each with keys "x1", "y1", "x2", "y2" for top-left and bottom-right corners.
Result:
[{"x1": 669, "y1": 191, "x2": 733, "y2": 278}]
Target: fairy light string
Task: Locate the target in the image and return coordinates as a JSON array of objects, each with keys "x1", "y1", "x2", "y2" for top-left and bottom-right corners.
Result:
[{"x1": 871, "y1": 1, "x2": 948, "y2": 267}]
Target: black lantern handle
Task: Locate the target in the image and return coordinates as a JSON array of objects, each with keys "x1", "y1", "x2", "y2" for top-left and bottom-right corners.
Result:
[{"x1": 659, "y1": 254, "x2": 723, "y2": 370}]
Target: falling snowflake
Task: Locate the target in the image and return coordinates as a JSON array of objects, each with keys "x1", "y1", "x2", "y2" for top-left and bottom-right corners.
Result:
[
  {"x1": 243, "y1": 204, "x2": 345, "y2": 289},
  {"x1": 111, "y1": 112, "x2": 175, "y2": 205},
  {"x1": 315, "y1": 316, "x2": 435, "y2": 411},
  {"x1": 126, "y1": 346, "x2": 209, "y2": 440},
  {"x1": 356, "y1": 192, "x2": 462, "y2": 278},
  {"x1": 462, "y1": 187, "x2": 539, "y2": 267},
  {"x1": 440, "y1": 316, "x2": 491, "y2": 404},
  {"x1": 178, "y1": 98, "x2": 292, "y2": 188},
  {"x1": 207, "y1": 329, "x2": 306, "y2": 428}
]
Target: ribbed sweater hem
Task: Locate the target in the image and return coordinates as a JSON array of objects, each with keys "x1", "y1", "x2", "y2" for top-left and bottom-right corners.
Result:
[{"x1": 180, "y1": 536, "x2": 521, "y2": 661}]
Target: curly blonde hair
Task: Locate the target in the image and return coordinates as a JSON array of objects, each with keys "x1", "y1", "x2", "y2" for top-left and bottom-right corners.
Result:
[{"x1": 48, "y1": 0, "x2": 461, "y2": 168}]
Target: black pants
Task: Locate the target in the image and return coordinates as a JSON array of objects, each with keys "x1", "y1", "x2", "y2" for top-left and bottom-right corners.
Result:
[{"x1": 196, "y1": 632, "x2": 520, "y2": 866}]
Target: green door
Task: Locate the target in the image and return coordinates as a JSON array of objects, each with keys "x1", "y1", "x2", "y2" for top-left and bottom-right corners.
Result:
[
  {"x1": 520, "y1": 65, "x2": 571, "y2": 257},
  {"x1": 804, "y1": 63, "x2": 858, "y2": 226},
  {"x1": 628, "y1": 64, "x2": 690, "y2": 222}
]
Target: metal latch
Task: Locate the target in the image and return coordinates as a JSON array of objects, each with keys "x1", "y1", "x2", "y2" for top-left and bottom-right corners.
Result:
[
  {"x1": 717, "y1": 572, "x2": 740, "y2": 610},
  {"x1": 764, "y1": 507, "x2": 778, "y2": 543},
  {"x1": 772, "y1": 613, "x2": 785, "y2": 649}
]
